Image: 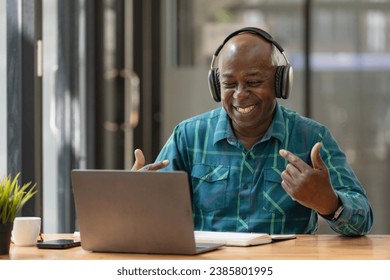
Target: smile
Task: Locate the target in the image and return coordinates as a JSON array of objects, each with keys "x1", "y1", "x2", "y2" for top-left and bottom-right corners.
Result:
[{"x1": 235, "y1": 105, "x2": 255, "y2": 114}]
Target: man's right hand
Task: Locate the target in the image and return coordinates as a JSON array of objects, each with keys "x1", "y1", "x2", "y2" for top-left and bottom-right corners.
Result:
[{"x1": 131, "y1": 149, "x2": 169, "y2": 171}]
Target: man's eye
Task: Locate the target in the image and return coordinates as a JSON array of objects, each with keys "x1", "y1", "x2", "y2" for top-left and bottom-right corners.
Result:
[
  {"x1": 247, "y1": 81, "x2": 262, "y2": 87},
  {"x1": 222, "y1": 82, "x2": 236, "y2": 89}
]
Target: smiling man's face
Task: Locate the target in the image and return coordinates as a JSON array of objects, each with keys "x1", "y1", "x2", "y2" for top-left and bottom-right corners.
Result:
[{"x1": 218, "y1": 33, "x2": 277, "y2": 142}]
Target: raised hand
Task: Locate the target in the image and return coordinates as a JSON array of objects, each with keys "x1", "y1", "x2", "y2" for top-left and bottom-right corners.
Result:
[
  {"x1": 131, "y1": 149, "x2": 169, "y2": 171},
  {"x1": 279, "y1": 142, "x2": 340, "y2": 216}
]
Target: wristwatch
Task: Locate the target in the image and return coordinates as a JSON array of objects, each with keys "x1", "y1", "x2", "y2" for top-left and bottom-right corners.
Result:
[
  {"x1": 322, "y1": 201, "x2": 344, "y2": 221},
  {"x1": 330, "y1": 204, "x2": 344, "y2": 221}
]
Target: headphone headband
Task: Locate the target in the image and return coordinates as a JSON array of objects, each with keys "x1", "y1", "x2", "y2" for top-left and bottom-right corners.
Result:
[
  {"x1": 213, "y1": 27, "x2": 285, "y2": 57},
  {"x1": 210, "y1": 27, "x2": 289, "y2": 70}
]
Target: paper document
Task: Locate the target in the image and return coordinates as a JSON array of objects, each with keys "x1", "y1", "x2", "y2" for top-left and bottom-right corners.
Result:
[
  {"x1": 195, "y1": 231, "x2": 269, "y2": 246},
  {"x1": 194, "y1": 231, "x2": 296, "y2": 247}
]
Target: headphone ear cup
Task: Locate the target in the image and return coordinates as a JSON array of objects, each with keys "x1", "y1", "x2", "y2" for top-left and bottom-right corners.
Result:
[
  {"x1": 208, "y1": 68, "x2": 221, "y2": 102},
  {"x1": 275, "y1": 65, "x2": 293, "y2": 99},
  {"x1": 275, "y1": 66, "x2": 284, "y2": 99}
]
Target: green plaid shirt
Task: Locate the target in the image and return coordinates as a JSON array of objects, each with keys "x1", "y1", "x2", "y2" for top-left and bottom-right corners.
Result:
[{"x1": 156, "y1": 103, "x2": 373, "y2": 235}]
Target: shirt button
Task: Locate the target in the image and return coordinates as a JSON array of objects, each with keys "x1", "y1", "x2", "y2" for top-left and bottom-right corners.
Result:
[
  {"x1": 243, "y1": 184, "x2": 249, "y2": 190},
  {"x1": 241, "y1": 215, "x2": 247, "y2": 220}
]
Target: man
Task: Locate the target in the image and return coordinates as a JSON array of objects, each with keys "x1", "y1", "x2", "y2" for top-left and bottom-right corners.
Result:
[{"x1": 132, "y1": 27, "x2": 373, "y2": 236}]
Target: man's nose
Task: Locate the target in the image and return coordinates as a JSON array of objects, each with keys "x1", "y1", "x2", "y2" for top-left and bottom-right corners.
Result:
[{"x1": 233, "y1": 84, "x2": 249, "y2": 99}]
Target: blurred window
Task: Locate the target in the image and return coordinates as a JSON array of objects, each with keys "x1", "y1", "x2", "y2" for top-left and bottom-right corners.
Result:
[
  {"x1": 0, "y1": 0, "x2": 6, "y2": 175},
  {"x1": 312, "y1": 0, "x2": 390, "y2": 233}
]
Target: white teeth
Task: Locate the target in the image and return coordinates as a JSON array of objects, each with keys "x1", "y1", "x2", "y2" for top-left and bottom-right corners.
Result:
[{"x1": 236, "y1": 105, "x2": 255, "y2": 114}]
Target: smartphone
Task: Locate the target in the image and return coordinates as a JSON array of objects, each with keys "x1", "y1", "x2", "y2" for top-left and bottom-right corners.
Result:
[{"x1": 37, "y1": 239, "x2": 81, "y2": 249}]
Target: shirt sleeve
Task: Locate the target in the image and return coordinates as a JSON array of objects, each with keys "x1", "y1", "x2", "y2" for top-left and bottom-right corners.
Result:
[
  {"x1": 318, "y1": 127, "x2": 373, "y2": 236},
  {"x1": 155, "y1": 124, "x2": 189, "y2": 172}
]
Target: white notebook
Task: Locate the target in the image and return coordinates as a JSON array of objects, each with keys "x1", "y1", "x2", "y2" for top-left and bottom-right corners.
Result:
[{"x1": 194, "y1": 231, "x2": 296, "y2": 247}]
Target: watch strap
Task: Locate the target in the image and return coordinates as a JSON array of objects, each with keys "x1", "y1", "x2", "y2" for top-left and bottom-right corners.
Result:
[{"x1": 321, "y1": 200, "x2": 344, "y2": 221}]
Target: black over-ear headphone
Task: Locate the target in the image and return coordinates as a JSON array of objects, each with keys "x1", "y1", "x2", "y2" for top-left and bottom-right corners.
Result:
[{"x1": 208, "y1": 27, "x2": 293, "y2": 102}]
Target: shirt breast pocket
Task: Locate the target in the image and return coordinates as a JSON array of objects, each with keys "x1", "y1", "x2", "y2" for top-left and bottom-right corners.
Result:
[
  {"x1": 191, "y1": 164, "x2": 229, "y2": 212},
  {"x1": 262, "y1": 168, "x2": 311, "y2": 217}
]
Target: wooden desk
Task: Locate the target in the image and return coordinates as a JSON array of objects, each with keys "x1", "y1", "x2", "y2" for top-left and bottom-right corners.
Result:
[{"x1": 2, "y1": 234, "x2": 389, "y2": 260}]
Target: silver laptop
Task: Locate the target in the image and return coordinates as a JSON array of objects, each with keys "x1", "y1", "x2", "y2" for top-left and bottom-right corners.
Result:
[{"x1": 71, "y1": 169, "x2": 223, "y2": 255}]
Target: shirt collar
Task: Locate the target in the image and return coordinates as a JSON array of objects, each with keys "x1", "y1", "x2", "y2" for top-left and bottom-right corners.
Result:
[
  {"x1": 213, "y1": 108, "x2": 231, "y2": 145},
  {"x1": 213, "y1": 103, "x2": 286, "y2": 145},
  {"x1": 264, "y1": 103, "x2": 286, "y2": 143}
]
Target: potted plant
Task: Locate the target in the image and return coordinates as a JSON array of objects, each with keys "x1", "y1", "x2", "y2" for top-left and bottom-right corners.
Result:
[{"x1": 0, "y1": 173, "x2": 37, "y2": 254}]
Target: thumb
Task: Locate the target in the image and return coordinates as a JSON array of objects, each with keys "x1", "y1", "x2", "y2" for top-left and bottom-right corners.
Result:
[
  {"x1": 310, "y1": 142, "x2": 326, "y2": 170},
  {"x1": 131, "y1": 149, "x2": 146, "y2": 171}
]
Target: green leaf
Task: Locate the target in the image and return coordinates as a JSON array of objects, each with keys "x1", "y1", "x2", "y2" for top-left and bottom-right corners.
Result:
[{"x1": 0, "y1": 173, "x2": 37, "y2": 224}]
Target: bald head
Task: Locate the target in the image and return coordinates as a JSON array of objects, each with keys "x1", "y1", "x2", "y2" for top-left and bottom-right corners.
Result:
[{"x1": 218, "y1": 33, "x2": 274, "y2": 70}]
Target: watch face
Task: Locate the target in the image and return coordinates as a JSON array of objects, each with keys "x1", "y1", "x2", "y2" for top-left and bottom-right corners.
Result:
[{"x1": 333, "y1": 205, "x2": 344, "y2": 221}]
